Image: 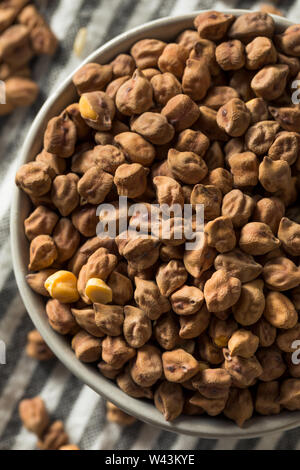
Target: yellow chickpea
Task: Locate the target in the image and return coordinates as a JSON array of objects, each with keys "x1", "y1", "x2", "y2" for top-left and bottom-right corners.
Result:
[
  {"x1": 85, "y1": 278, "x2": 112, "y2": 304},
  {"x1": 44, "y1": 270, "x2": 79, "y2": 303}
]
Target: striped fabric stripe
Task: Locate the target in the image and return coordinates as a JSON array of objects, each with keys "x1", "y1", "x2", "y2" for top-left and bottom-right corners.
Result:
[{"x1": 1, "y1": 0, "x2": 300, "y2": 451}]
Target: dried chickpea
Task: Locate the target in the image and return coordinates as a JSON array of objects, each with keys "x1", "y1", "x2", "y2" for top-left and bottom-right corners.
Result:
[
  {"x1": 182, "y1": 58, "x2": 211, "y2": 101},
  {"x1": 228, "y1": 151, "x2": 259, "y2": 187},
  {"x1": 72, "y1": 63, "x2": 113, "y2": 94},
  {"x1": 217, "y1": 98, "x2": 251, "y2": 137},
  {"x1": 195, "y1": 106, "x2": 228, "y2": 141},
  {"x1": 26, "y1": 330, "x2": 54, "y2": 361},
  {"x1": 276, "y1": 324, "x2": 300, "y2": 353},
  {"x1": 251, "y1": 317, "x2": 277, "y2": 348},
  {"x1": 123, "y1": 305, "x2": 152, "y2": 348},
  {"x1": 191, "y1": 184, "x2": 222, "y2": 221},
  {"x1": 232, "y1": 279, "x2": 265, "y2": 326},
  {"x1": 189, "y1": 393, "x2": 227, "y2": 417},
  {"x1": 279, "y1": 379, "x2": 300, "y2": 411},
  {"x1": 246, "y1": 97, "x2": 269, "y2": 123},
  {"x1": 72, "y1": 204, "x2": 98, "y2": 238},
  {"x1": 228, "y1": 12, "x2": 275, "y2": 43},
  {"x1": 228, "y1": 329, "x2": 259, "y2": 358},
  {"x1": 224, "y1": 388, "x2": 253, "y2": 427},
  {"x1": 44, "y1": 112, "x2": 77, "y2": 158},
  {"x1": 239, "y1": 222, "x2": 280, "y2": 256},
  {"x1": 71, "y1": 307, "x2": 102, "y2": 338},
  {"x1": 245, "y1": 120, "x2": 279, "y2": 156},
  {"x1": 131, "y1": 39, "x2": 166, "y2": 69},
  {"x1": 78, "y1": 167, "x2": 113, "y2": 204},
  {"x1": 221, "y1": 189, "x2": 255, "y2": 227},
  {"x1": 268, "y1": 131, "x2": 300, "y2": 165},
  {"x1": 52, "y1": 218, "x2": 80, "y2": 264},
  {"x1": 102, "y1": 335, "x2": 135, "y2": 368},
  {"x1": 116, "y1": 366, "x2": 153, "y2": 399},
  {"x1": 110, "y1": 53, "x2": 135, "y2": 78},
  {"x1": 131, "y1": 112, "x2": 175, "y2": 146},
  {"x1": 19, "y1": 396, "x2": 50, "y2": 437},
  {"x1": 71, "y1": 330, "x2": 101, "y2": 363},
  {"x1": 170, "y1": 285, "x2": 204, "y2": 316},
  {"x1": 24, "y1": 205, "x2": 58, "y2": 241},
  {"x1": 15, "y1": 161, "x2": 54, "y2": 197},
  {"x1": 216, "y1": 40, "x2": 245, "y2": 71},
  {"x1": 162, "y1": 348, "x2": 200, "y2": 383},
  {"x1": 257, "y1": 346, "x2": 286, "y2": 382},
  {"x1": 51, "y1": 173, "x2": 79, "y2": 217},
  {"x1": 199, "y1": 333, "x2": 224, "y2": 365},
  {"x1": 194, "y1": 11, "x2": 234, "y2": 40},
  {"x1": 26, "y1": 269, "x2": 56, "y2": 297},
  {"x1": 252, "y1": 197, "x2": 285, "y2": 234},
  {"x1": 106, "y1": 402, "x2": 136, "y2": 426},
  {"x1": 183, "y1": 234, "x2": 216, "y2": 278},
  {"x1": 134, "y1": 277, "x2": 170, "y2": 320},
  {"x1": 251, "y1": 64, "x2": 289, "y2": 101},
  {"x1": 223, "y1": 349, "x2": 263, "y2": 388},
  {"x1": 153, "y1": 175, "x2": 184, "y2": 207},
  {"x1": 203, "y1": 86, "x2": 239, "y2": 110},
  {"x1": 37, "y1": 421, "x2": 69, "y2": 450},
  {"x1": 114, "y1": 163, "x2": 148, "y2": 198},
  {"x1": 263, "y1": 256, "x2": 300, "y2": 291},
  {"x1": 161, "y1": 94, "x2": 200, "y2": 132},
  {"x1": 176, "y1": 29, "x2": 199, "y2": 52},
  {"x1": 245, "y1": 37, "x2": 277, "y2": 70},
  {"x1": 255, "y1": 381, "x2": 281, "y2": 415},
  {"x1": 179, "y1": 306, "x2": 210, "y2": 340},
  {"x1": 167, "y1": 148, "x2": 208, "y2": 184},
  {"x1": 190, "y1": 38, "x2": 219, "y2": 76},
  {"x1": 131, "y1": 345, "x2": 162, "y2": 387},
  {"x1": 205, "y1": 216, "x2": 236, "y2": 253},
  {"x1": 93, "y1": 304, "x2": 123, "y2": 337},
  {"x1": 156, "y1": 260, "x2": 188, "y2": 297},
  {"x1": 115, "y1": 69, "x2": 153, "y2": 116},
  {"x1": 204, "y1": 269, "x2": 241, "y2": 312},
  {"x1": 214, "y1": 248, "x2": 262, "y2": 283},
  {"x1": 269, "y1": 105, "x2": 300, "y2": 133},
  {"x1": 229, "y1": 69, "x2": 255, "y2": 101},
  {"x1": 192, "y1": 368, "x2": 231, "y2": 399},
  {"x1": 79, "y1": 91, "x2": 115, "y2": 131},
  {"x1": 46, "y1": 299, "x2": 78, "y2": 335},
  {"x1": 151, "y1": 72, "x2": 182, "y2": 106},
  {"x1": 176, "y1": 129, "x2": 209, "y2": 158},
  {"x1": 278, "y1": 217, "x2": 300, "y2": 256},
  {"x1": 264, "y1": 291, "x2": 298, "y2": 329},
  {"x1": 158, "y1": 43, "x2": 189, "y2": 78},
  {"x1": 28, "y1": 235, "x2": 57, "y2": 271},
  {"x1": 259, "y1": 156, "x2": 291, "y2": 193},
  {"x1": 154, "y1": 381, "x2": 184, "y2": 422}
]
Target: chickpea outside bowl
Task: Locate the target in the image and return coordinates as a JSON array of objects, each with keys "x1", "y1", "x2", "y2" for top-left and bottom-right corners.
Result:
[{"x1": 11, "y1": 9, "x2": 300, "y2": 438}]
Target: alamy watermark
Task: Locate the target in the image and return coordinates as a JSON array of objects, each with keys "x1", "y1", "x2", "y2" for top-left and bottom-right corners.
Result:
[
  {"x1": 291, "y1": 80, "x2": 300, "y2": 104},
  {"x1": 0, "y1": 80, "x2": 6, "y2": 105},
  {"x1": 0, "y1": 340, "x2": 6, "y2": 365},
  {"x1": 291, "y1": 340, "x2": 300, "y2": 365},
  {"x1": 96, "y1": 197, "x2": 204, "y2": 250}
]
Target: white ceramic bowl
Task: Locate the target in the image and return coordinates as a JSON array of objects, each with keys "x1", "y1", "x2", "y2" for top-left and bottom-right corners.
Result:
[{"x1": 11, "y1": 9, "x2": 300, "y2": 439}]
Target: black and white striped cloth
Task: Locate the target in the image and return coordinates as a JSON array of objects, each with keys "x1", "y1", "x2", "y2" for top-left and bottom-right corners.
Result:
[{"x1": 1, "y1": 0, "x2": 300, "y2": 451}]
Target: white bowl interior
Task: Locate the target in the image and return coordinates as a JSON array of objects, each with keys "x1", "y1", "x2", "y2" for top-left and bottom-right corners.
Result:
[{"x1": 10, "y1": 9, "x2": 300, "y2": 439}]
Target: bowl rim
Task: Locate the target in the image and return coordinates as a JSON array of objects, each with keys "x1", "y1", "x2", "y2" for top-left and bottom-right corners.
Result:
[{"x1": 10, "y1": 9, "x2": 300, "y2": 440}]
